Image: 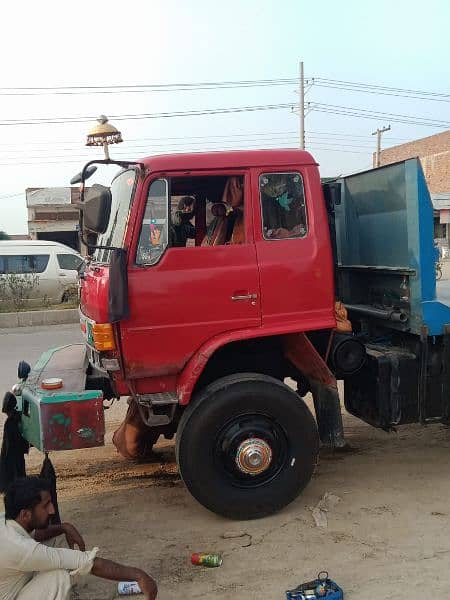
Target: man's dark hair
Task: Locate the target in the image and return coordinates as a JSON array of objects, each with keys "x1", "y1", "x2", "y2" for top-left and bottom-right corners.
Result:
[
  {"x1": 4, "y1": 477, "x2": 51, "y2": 520},
  {"x1": 178, "y1": 196, "x2": 194, "y2": 209}
]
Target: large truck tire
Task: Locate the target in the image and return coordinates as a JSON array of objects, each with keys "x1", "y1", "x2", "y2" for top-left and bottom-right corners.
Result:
[{"x1": 176, "y1": 373, "x2": 319, "y2": 519}]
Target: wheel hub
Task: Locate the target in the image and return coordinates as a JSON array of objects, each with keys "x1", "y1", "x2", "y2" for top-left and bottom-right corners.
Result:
[{"x1": 235, "y1": 437, "x2": 273, "y2": 475}]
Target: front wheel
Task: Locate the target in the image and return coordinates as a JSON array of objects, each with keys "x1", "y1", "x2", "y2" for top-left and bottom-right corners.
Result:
[{"x1": 176, "y1": 373, "x2": 319, "y2": 519}]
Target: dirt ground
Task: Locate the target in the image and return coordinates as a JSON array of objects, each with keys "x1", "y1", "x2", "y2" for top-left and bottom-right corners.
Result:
[{"x1": 21, "y1": 391, "x2": 450, "y2": 600}]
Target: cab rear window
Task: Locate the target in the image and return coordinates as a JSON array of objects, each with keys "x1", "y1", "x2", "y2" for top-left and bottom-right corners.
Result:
[
  {"x1": 0, "y1": 254, "x2": 50, "y2": 274},
  {"x1": 260, "y1": 172, "x2": 307, "y2": 240}
]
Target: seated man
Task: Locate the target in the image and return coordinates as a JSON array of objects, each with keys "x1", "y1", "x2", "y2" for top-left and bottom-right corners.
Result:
[
  {"x1": 0, "y1": 477, "x2": 157, "y2": 600},
  {"x1": 172, "y1": 196, "x2": 196, "y2": 247}
]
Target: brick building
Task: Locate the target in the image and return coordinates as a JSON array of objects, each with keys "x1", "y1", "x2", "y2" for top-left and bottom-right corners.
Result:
[{"x1": 378, "y1": 130, "x2": 450, "y2": 249}]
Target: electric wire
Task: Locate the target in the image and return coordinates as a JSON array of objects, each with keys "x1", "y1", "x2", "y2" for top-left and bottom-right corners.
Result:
[{"x1": 0, "y1": 103, "x2": 296, "y2": 127}]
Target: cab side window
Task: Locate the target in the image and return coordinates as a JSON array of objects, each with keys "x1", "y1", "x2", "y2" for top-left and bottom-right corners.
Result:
[
  {"x1": 259, "y1": 172, "x2": 307, "y2": 240},
  {"x1": 170, "y1": 175, "x2": 245, "y2": 248},
  {"x1": 136, "y1": 175, "x2": 246, "y2": 265},
  {"x1": 136, "y1": 179, "x2": 169, "y2": 265}
]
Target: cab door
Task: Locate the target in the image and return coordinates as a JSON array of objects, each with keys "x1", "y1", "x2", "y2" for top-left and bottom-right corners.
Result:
[
  {"x1": 251, "y1": 166, "x2": 335, "y2": 331},
  {"x1": 120, "y1": 173, "x2": 261, "y2": 381}
]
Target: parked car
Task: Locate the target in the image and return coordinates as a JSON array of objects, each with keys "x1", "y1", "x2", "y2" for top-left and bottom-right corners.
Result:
[{"x1": 0, "y1": 241, "x2": 83, "y2": 305}]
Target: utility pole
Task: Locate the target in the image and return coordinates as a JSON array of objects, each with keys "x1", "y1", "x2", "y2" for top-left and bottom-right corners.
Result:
[
  {"x1": 299, "y1": 61, "x2": 305, "y2": 150},
  {"x1": 372, "y1": 125, "x2": 391, "y2": 167}
]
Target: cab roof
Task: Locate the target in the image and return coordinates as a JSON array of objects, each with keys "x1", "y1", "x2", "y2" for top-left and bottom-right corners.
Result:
[{"x1": 140, "y1": 148, "x2": 318, "y2": 172}]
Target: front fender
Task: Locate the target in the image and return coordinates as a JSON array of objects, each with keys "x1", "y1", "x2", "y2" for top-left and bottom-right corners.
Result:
[{"x1": 175, "y1": 321, "x2": 335, "y2": 405}]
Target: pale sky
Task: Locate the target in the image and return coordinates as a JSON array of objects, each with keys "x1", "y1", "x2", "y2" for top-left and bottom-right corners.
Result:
[{"x1": 1, "y1": 0, "x2": 449, "y2": 233}]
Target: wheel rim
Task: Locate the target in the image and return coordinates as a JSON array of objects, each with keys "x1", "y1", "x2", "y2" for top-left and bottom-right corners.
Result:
[{"x1": 214, "y1": 413, "x2": 289, "y2": 488}]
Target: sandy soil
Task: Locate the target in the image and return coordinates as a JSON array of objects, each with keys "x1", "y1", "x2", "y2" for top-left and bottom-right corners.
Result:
[{"x1": 20, "y1": 392, "x2": 450, "y2": 600}]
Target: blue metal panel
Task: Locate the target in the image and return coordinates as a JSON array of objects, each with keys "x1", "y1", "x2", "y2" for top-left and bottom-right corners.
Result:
[
  {"x1": 336, "y1": 162, "x2": 409, "y2": 268},
  {"x1": 408, "y1": 160, "x2": 450, "y2": 334},
  {"x1": 407, "y1": 160, "x2": 435, "y2": 302},
  {"x1": 337, "y1": 159, "x2": 450, "y2": 336}
]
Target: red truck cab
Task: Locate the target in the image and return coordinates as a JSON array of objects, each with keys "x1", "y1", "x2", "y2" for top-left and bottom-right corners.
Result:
[
  {"x1": 81, "y1": 150, "x2": 335, "y2": 391},
  {"x1": 77, "y1": 149, "x2": 343, "y2": 517}
]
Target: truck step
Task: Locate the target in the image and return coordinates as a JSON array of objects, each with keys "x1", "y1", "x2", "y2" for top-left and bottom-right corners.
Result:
[{"x1": 136, "y1": 392, "x2": 178, "y2": 406}]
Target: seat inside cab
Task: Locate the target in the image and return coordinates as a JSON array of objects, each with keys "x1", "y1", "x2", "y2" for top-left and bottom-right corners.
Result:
[{"x1": 170, "y1": 175, "x2": 244, "y2": 247}]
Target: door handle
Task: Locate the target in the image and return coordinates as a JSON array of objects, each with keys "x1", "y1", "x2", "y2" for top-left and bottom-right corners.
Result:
[{"x1": 231, "y1": 293, "x2": 258, "y2": 301}]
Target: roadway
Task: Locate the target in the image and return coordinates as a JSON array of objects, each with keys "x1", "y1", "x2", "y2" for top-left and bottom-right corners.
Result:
[{"x1": 0, "y1": 323, "x2": 82, "y2": 392}]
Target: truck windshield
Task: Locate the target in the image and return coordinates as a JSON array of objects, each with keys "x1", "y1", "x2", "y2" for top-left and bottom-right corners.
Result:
[{"x1": 94, "y1": 169, "x2": 137, "y2": 263}]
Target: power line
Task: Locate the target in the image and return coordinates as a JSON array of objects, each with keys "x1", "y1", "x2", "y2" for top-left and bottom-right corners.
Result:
[
  {"x1": 309, "y1": 102, "x2": 450, "y2": 128},
  {"x1": 0, "y1": 129, "x2": 414, "y2": 152},
  {"x1": 313, "y1": 77, "x2": 450, "y2": 103},
  {"x1": 0, "y1": 130, "x2": 370, "y2": 149},
  {"x1": 0, "y1": 77, "x2": 298, "y2": 96},
  {"x1": 0, "y1": 129, "x2": 299, "y2": 149},
  {"x1": 0, "y1": 102, "x2": 296, "y2": 127},
  {"x1": 0, "y1": 136, "x2": 302, "y2": 158},
  {"x1": 305, "y1": 140, "x2": 373, "y2": 149},
  {"x1": 2, "y1": 76, "x2": 449, "y2": 133},
  {"x1": 306, "y1": 130, "x2": 410, "y2": 142},
  {"x1": 0, "y1": 141, "x2": 373, "y2": 167},
  {"x1": 2, "y1": 98, "x2": 447, "y2": 131},
  {"x1": 0, "y1": 134, "x2": 380, "y2": 163},
  {"x1": 0, "y1": 133, "x2": 303, "y2": 155},
  {"x1": 4, "y1": 74, "x2": 450, "y2": 103},
  {"x1": 309, "y1": 146, "x2": 368, "y2": 155},
  {"x1": 1, "y1": 140, "x2": 304, "y2": 162},
  {"x1": 3, "y1": 74, "x2": 450, "y2": 106},
  {"x1": 313, "y1": 81, "x2": 450, "y2": 104}
]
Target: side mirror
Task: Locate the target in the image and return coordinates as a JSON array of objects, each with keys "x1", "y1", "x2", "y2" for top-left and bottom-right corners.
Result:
[
  {"x1": 81, "y1": 184, "x2": 112, "y2": 234},
  {"x1": 70, "y1": 165, "x2": 98, "y2": 185}
]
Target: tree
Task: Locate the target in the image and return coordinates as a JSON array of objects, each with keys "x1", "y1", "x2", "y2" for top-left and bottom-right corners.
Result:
[{"x1": 0, "y1": 231, "x2": 10, "y2": 240}]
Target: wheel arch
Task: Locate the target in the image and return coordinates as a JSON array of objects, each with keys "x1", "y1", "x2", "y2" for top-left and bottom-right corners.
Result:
[
  {"x1": 176, "y1": 329, "x2": 336, "y2": 405},
  {"x1": 176, "y1": 332, "x2": 307, "y2": 405}
]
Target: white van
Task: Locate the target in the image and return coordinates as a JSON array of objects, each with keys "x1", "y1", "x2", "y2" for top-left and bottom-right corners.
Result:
[{"x1": 0, "y1": 241, "x2": 83, "y2": 305}]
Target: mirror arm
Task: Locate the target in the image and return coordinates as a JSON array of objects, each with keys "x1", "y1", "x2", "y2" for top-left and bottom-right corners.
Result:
[{"x1": 79, "y1": 159, "x2": 145, "y2": 203}]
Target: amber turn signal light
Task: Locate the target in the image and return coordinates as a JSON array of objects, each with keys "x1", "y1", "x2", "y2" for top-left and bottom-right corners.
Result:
[{"x1": 93, "y1": 323, "x2": 116, "y2": 352}]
